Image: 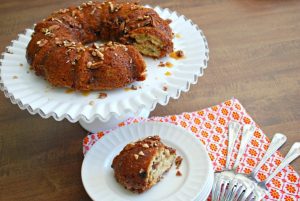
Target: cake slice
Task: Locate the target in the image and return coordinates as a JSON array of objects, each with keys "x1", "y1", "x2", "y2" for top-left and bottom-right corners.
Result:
[{"x1": 111, "y1": 136, "x2": 176, "y2": 193}]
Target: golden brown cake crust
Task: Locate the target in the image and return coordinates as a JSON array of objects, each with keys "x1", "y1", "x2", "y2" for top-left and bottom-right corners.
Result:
[
  {"x1": 26, "y1": 1, "x2": 173, "y2": 90},
  {"x1": 111, "y1": 136, "x2": 176, "y2": 193}
]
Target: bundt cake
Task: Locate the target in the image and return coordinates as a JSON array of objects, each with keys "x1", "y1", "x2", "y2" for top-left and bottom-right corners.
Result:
[
  {"x1": 26, "y1": 1, "x2": 174, "y2": 90},
  {"x1": 111, "y1": 136, "x2": 176, "y2": 193}
]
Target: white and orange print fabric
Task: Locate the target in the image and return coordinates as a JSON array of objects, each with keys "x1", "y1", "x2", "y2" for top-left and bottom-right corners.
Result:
[{"x1": 83, "y1": 98, "x2": 300, "y2": 201}]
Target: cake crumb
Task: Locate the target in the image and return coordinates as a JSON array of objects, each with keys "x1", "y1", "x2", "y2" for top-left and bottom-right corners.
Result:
[
  {"x1": 89, "y1": 101, "x2": 95, "y2": 106},
  {"x1": 98, "y1": 92, "x2": 107, "y2": 99},
  {"x1": 158, "y1": 61, "x2": 165, "y2": 67},
  {"x1": 165, "y1": 62, "x2": 173, "y2": 68},
  {"x1": 170, "y1": 50, "x2": 185, "y2": 60},
  {"x1": 19, "y1": 63, "x2": 23, "y2": 67},
  {"x1": 175, "y1": 156, "x2": 183, "y2": 169},
  {"x1": 130, "y1": 85, "x2": 138, "y2": 90},
  {"x1": 12, "y1": 76, "x2": 18, "y2": 79},
  {"x1": 176, "y1": 170, "x2": 182, "y2": 176},
  {"x1": 175, "y1": 50, "x2": 184, "y2": 58}
]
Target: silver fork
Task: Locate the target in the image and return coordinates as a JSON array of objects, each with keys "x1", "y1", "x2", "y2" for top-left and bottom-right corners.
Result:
[
  {"x1": 235, "y1": 133, "x2": 287, "y2": 200},
  {"x1": 251, "y1": 142, "x2": 300, "y2": 200},
  {"x1": 212, "y1": 121, "x2": 241, "y2": 201},
  {"x1": 212, "y1": 122, "x2": 256, "y2": 201},
  {"x1": 222, "y1": 124, "x2": 256, "y2": 201}
]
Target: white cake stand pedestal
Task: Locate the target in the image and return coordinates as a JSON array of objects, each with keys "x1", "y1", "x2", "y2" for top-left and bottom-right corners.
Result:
[{"x1": 79, "y1": 109, "x2": 150, "y2": 133}]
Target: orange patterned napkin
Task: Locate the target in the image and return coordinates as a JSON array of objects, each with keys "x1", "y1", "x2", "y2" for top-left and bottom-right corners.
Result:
[{"x1": 83, "y1": 98, "x2": 299, "y2": 201}]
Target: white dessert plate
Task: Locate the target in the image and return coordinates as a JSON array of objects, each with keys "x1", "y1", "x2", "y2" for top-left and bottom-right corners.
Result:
[
  {"x1": 81, "y1": 121, "x2": 213, "y2": 201},
  {"x1": 0, "y1": 6, "x2": 209, "y2": 124}
]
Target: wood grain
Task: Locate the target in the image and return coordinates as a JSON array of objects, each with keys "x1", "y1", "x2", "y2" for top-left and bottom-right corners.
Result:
[{"x1": 0, "y1": 0, "x2": 299, "y2": 200}]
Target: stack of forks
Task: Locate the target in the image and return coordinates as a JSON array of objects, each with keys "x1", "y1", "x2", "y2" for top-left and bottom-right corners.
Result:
[{"x1": 211, "y1": 121, "x2": 300, "y2": 201}]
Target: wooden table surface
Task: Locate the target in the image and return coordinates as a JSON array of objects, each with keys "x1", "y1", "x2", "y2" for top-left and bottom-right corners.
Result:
[{"x1": 0, "y1": 0, "x2": 299, "y2": 200}]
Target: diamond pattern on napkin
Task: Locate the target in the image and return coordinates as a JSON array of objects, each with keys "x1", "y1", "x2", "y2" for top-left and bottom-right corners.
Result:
[{"x1": 83, "y1": 98, "x2": 300, "y2": 201}]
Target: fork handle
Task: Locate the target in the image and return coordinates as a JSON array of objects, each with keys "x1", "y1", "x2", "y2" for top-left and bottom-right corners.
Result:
[
  {"x1": 233, "y1": 124, "x2": 256, "y2": 169},
  {"x1": 225, "y1": 121, "x2": 241, "y2": 169},
  {"x1": 264, "y1": 142, "x2": 300, "y2": 184},
  {"x1": 251, "y1": 133, "x2": 287, "y2": 177}
]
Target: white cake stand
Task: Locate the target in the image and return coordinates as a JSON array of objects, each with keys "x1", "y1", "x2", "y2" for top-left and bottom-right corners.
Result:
[{"x1": 0, "y1": 6, "x2": 209, "y2": 133}]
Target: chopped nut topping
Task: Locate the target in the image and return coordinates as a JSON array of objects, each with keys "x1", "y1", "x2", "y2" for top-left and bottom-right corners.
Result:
[
  {"x1": 130, "y1": 5, "x2": 138, "y2": 11},
  {"x1": 12, "y1": 75, "x2": 18, "y2": 79},
  {"x1": 51, "y1": 17, "x2": 62, "y2": 23},
  {"x1": 107, "y1": 41, "x2": 113, "y2": 46},
  {"x1": 90, "y1": 7, "x2": 97, "y2": 15},
  {"x1": 41, "y1": 28, "x2": 49, "y2": 33},
  {"x1": 89, "y1": 62, "x2": 103, "y2": 69},
  {"x1": 114, "y1": 4, "x2": 122, "y2": 12},
  {"x1": 37, "y1": 39, "x2": 48, "y2": 47},
  {"x1": 139, "y1": 151, "x2": 145, "y2": 156},
  {"x1": 142, "y1": 144, "x2": 149, "y2": 148},
  {"x1": 72, "y1": 10, "x2": 77, "y2": 17},
  {"x1": 92, "y1": 49, "x2": 104, "y2": 59},
  {"x1": 108, "y1": 1, "x2": 114, "y2": 13},
  {"x1": 176, "y1": 50, "x2": 184, "y2": 58},
  {"x1": 76, "y1": 46, "x2": 85, "y2": 53},
  {"x1": 48, "y1": 25, "x2": 60, "y2": 31},
  {"x1": 87, "y1": 61, "x2": 93, "y2": 68},
  {"x1": 63, "y1": 40, "x2": 76, "y2": 48},
  {"x1": 176, "y1": 170, "x2": 182, "y2": 176},
  {"x1": 139, "y1": 168, "x2": 145, "y2": 174},
  {"x1": 134, "y1": 154, "x2": 139, "y2": 160},
  {"x1": 163, "y1": 86, "x2": 168, "y2": 91},
  {"x1": 175, "y1": 156, "x2": 183, "y2": 169},
  {"x1": 129, "y1": 58, "x2": 133, "y2": 64},
  {"x1": 124, "y1": 27, "x2": 129, "y2": 33},
  {"x1": 57, "y1": 8, "x2": 69, "y2": 14},
  {"x1": 93, "y1": 43, "x2": 100, "y2": 49},
  {"x1": 41, "y1": 26, "x2": 57, "y2": 37},
  {"x1": 55, "y1": 38, "x2": 63, "y2": 45},
  {"x1": 87, "y1": 1, "x2": 94, "y2": 6}
]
